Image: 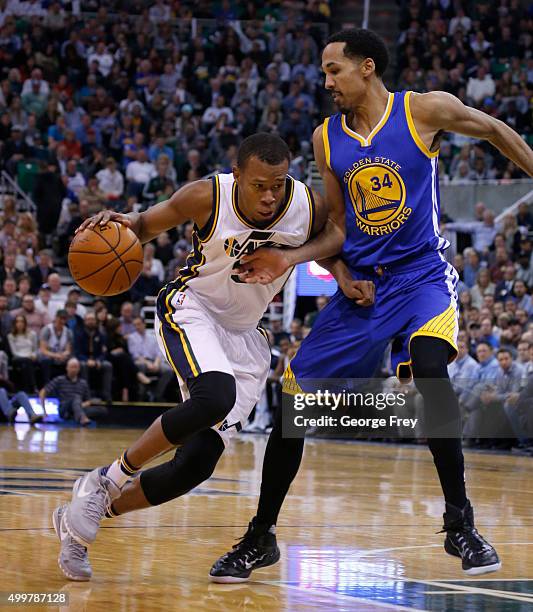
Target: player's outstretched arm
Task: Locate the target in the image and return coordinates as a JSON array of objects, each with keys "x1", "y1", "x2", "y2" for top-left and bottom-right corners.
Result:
[
  {"x1": 75, "y1": 180, "x2": 213, "y2": 244},
  {"x1": 238, "y1": 124, "x2": 346, "y2": 284},
  {"x1": 411, "y1": 92, "x2": 533, "y2": 176}
]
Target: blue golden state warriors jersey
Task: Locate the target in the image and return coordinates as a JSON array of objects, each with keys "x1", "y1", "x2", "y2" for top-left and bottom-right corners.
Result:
[{"x1": 324, "y1": 90, "x2": 449, "y2": 268}]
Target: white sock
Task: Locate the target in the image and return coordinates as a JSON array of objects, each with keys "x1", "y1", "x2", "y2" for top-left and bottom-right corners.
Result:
[{"x1": 105, "y1": 452, "x2": 139, "y2": 489}]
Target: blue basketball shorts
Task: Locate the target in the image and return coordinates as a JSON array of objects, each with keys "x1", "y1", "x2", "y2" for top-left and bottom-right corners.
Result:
[{"x1": 288, "y1": 251, "x2": 459, "y2": 385}]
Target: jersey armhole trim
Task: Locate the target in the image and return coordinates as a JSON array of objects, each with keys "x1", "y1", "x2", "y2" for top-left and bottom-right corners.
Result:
[
  {"x1": 196, "y1": 175, "x2": 220, "y2": 242},
  {"x1": 304, "y1": 185, "x2": 316, "y2": 241},
  {"x1": 322, "y1": 118, "x2": 331, "y2": 170},
  {"x1": 404, "y1": 91, "x2": 439, "y2": 159}
]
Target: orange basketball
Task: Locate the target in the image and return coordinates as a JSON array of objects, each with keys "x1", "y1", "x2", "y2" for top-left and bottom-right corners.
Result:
[{"x1": 68, "y1": 221, "x2": 144, "y2": 296}]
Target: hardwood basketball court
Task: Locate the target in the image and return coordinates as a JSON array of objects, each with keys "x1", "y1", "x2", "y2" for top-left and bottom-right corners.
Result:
[{"x1": 1, "y1": 424, "x2": 532, "y2": 611}]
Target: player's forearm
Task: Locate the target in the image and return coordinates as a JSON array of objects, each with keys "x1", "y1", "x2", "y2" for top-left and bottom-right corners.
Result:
[
  {"x1": 316, "y1": 255, "x2": 352, "y2": 286},
  {"x1": 284, "y1": 219, "x2": 345, "y2": 267},
  {"x1": 488, "y1": 120, "x2": 533, "y2": 177},
  {"x1": 128, "y1": 201, "x2": 178, "y2": 244}
]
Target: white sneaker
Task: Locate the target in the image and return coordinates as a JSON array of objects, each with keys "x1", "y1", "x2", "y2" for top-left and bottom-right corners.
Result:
[
  {"x1": 53, "y1": 504, "x2": 92, "y2": 581},
  {"x1": 64, "y1": 468, "x2": 120, "y2": 546}
]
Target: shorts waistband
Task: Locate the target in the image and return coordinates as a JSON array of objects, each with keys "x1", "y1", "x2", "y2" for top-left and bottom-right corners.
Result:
[{"x1": 352, "y1": 251, "x2": 445, "y2": 278}]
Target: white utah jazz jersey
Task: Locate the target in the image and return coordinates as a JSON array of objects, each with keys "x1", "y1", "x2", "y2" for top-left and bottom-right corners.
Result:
[{"x1": 170, "y1": 172, "x2": 315, "y2": 331}]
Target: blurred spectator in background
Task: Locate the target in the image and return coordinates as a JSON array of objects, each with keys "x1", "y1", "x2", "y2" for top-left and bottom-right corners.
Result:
[
  {"x1": 118, "y1": 301, "x2": 136, "y2": 337},
  {"x1": 304, "y1": 295, "x2": 329, "y2": 328},
  {"x1": 46, "y1": 273, "x2": 70, "y2": 316},
  {"x1": 96, "y1": 157, "x2": 124, "y2": 205},
  {"x1": 35, "y1": 284, "x2": 56, "y2": 320},
  {"x1": 130, "y1": 260, "x2": 160, "y2": 303},
  {"x1": 27, "y1": 249, "x2": 56, "y2": 294},
  {"x1": 127, "y1": 316, "x2": 173, "y2": 401},
  {"x1": 0, "y1": 295, "x2": 13, "y2": 336},
  {"x1": 105, "y1": 317, "x2": 151, "y2": 402},
  {"x1": 0, "y1": 386, "x2": 43, "y2": 425},
  {"x1": 41, "y1": 357, "x2": 102, "y2": 426},
  {"x1": 73, "y1": 311, "x2": 112, "y2": 402},
  {"x1": 12, "y1": 293, "x2": 49, "y2": 333},
  {"x1": 8, "y1": 314, "x2": 38, "y2": 393},
  {"x1": 38, "y1": 309, "x2": 72, "y2": 383}
]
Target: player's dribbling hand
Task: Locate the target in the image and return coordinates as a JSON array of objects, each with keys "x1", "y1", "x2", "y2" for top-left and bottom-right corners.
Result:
[
  {"x1": 236, "y1": 248, "x2": 292, "y2": 285},
  {"x1": 75, "y1": 210, "x2": 134, "y2": 234},
  {"x1": 339, "y1": 279, "x2": 375, "y2": 307}
]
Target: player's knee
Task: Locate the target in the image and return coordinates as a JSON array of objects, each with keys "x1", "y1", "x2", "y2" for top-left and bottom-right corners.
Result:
[
  {"x1": 188, "y1": 371, "x2": 236, "y2": 425},
  {"x1": 160, "y1": 372, "x2": 236, "y2": 444},
  {"x1": 411, "y1": 337, "x2": 450, "y2": 380}
]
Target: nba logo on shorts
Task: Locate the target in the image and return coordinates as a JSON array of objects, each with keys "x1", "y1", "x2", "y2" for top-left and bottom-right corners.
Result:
[{"x1": 175, "y1": 292, "x2": 186, "y2": 306}]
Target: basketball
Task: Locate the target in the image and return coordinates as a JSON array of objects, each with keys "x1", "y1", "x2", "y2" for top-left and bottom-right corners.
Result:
[{"x1": 68, "y1": 222, "x2": 144, "y2": 296}]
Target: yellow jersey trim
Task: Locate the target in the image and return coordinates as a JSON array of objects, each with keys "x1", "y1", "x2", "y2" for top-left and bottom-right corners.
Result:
[
  {"x1": 404, "y1": 91, "x2": 439, "y2": 159},
  {"x1": 231, "y1": 176, "x2": 295, "y2": 230},
  {"x1": 340, "y1": 92, "x2": 394, "y2": 147},
  {"x1": 304, "y1": 185, "x2": 315, "y2": 241},
  {"x1": 198, "y1": 174, "x2": 220, "y2": 243},
  {"x1": 177, "y1": 232, "x2": 206, "y2": 291},
  {"x1": 158, "y1": 323, "x2": 183, "y2": 380},
  {"x1": 322, "y1": 118, "x2": 331, "y2": 169},
  {"x1": 164, "y1": 288, "x2": 200, "y2": 377},
  {"x1": 282, "y1": 363, "x2": 303, "y2": 395}
]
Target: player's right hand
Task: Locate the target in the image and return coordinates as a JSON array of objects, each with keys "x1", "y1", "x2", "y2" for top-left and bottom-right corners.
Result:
[
  {"x1": 340, "y1": 279, "x2": 375, "y2": 307},
  {"x1": 75, "y1": 210, "x2": 134, "y2": 234}
]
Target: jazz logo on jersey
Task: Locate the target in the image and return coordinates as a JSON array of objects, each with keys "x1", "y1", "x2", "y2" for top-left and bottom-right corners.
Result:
[
  {"x1": 224, "y1": 230, "x2": 280, "y2": 283},
  {"x1": 345, "y1": 160, "x2": 412, "y2": 236},
  {"x1": 224, "y1": 230, "x2": 277, "y2": 259}
]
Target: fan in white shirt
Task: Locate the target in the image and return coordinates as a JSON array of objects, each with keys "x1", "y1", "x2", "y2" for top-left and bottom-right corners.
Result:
[
  {"x1": 87, "y1": 42, "x2": 114, "y2": 78},
  {"x1": 96, "y1": 158, "x2": 124, "y2": 199},
  {"x1": 126, "y1": 150, "x2": 156, "y2": 185}
]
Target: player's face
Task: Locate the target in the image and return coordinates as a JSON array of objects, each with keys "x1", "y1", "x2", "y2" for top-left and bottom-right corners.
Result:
[
  {"x1": 322, "y1": 43, "x2": 373, "y2": 112},
  {"x1": 234, "y1": 156, "x2": 289, "y2": 223}
]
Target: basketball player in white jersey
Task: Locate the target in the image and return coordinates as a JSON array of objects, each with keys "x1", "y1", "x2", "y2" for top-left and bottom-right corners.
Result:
[{"x1": 52, "y1": 133, "x2": 374, "y2": 580}]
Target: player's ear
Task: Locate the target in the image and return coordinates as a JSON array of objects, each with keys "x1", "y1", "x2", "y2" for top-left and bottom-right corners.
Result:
[
  {"x1": 361, "y1": 57, "x2": 375, "y2": 78},
  {"x1": 232, "y1": 165, "x2": 240, "y2": 183}
]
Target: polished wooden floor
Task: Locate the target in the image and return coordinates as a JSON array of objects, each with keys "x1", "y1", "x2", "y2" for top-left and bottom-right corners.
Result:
[{"x1": 1, "y1": 424, "x2": 532, "y2": 611}]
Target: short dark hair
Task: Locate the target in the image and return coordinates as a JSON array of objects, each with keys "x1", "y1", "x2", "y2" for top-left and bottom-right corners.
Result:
[
  {"x1": 497, "y1": 348, "x2": 512, "y2": 358},
  {"x1": 327, "y1": 28, "x2": 389, "y2": 77},
  {"x1": 237, "y1": 133, "x2": 290, "y2": 169}
]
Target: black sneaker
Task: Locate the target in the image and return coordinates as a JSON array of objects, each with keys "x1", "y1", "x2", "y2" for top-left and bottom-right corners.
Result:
[
  {"x1": 209, "y1": 518, "x2": 280, "y2": 583},
  {"x1": 440, "y1": 500, "x2": 501, "y2": 575}
]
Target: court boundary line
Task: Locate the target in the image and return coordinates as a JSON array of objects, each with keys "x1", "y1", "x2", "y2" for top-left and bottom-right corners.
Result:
[
  {"x1": 256, "y1": 581, "x2": 428, "y2": 612},
  {"x1": 402, "y1": 577, "x2": 533, "y2": 604}
]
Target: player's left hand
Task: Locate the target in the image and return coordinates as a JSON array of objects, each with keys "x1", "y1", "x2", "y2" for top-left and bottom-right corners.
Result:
[
  {"x1": 236, "y1": 248, "x2": 292, "y2": 285},
  {"x1": 339, "y1": 279, "x2": 375, "y2": 306}
]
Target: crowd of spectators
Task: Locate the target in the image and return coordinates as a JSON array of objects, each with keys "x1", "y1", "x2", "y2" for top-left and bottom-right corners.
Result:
[
  {"x1": 0, "y1": 0, "x2": 331, "y2": 423},
  {"x1": 441, "y1": 202, "x2": 533, "y2": 451},
  {"x1": 0, "y1": 0, "x2": 330, "y2": 231},
  {"x1": 396, "y1": 0, "x2": 532, "y2": 182},
  {"x1": 0, "y1": 1, "x2": 531, "y2": 446}
]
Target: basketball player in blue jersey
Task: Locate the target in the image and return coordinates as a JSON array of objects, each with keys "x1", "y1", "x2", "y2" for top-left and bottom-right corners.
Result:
[{"x1": 210, "y1": 29, "x2": 533, "y2": 582}]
